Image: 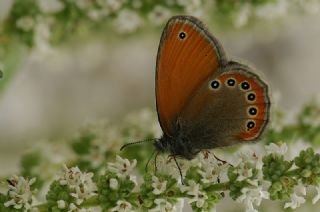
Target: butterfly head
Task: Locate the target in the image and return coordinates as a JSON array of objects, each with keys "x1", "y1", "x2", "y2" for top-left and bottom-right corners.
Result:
[{"x1": 154, "y1": 133, "x2": 197, "y2": 160}]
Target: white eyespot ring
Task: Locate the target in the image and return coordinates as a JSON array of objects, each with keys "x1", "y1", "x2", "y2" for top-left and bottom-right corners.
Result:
[
  {"x1": 248, "y1": 106, "x2": 258, "y2": 117},
  {"x1": 178, "y1": 31, "x2": 187, "y2": 40},
  {"x1": 225, "y1": 78, "x2": 236, "y2": 87},
  {"x1": 239, "y1": 80, "x2": 250, "y2": 91},
  {"x1": 246, "y1": 92, "x2": 256, "y2": 103},
  {"x1": 209, "y1": 79, "x2": 221, "y2": 91},
  {"x1": 246, "y1": 120, "x2": 256, "y2": 131}
]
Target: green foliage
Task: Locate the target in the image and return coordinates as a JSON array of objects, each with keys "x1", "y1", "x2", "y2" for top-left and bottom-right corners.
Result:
[
  {"x1": 96, "y1": 172, "x2": 137, "y2": 210},
  {"x1": 294, "y1": 148, "x2": 320, "y2": 185},
  {"x1": 46, "y1": 180, "x2": 74, "y2": 212},
  {"x1": 20, "y1": 151, "x2": 44, "y2": 189}
]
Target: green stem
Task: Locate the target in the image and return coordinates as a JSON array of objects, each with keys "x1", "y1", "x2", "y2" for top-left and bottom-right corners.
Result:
[{"x1": 206, "y1": 182, "x2": 230, "y2": 191}]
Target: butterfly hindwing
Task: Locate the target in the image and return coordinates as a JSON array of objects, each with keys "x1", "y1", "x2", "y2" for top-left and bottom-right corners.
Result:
[
  {"x1": 156, "y1": 16, "x2": 226, "y2": 136},
  {"x1": 178, "y1": 61, "x2": 270, "y2": 151}
]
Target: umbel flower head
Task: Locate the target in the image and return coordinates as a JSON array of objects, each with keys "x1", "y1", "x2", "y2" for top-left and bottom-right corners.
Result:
[
  {"x1": 4, "y1": 175, "x2": 36, "y2": 211},
  {"x1": 59, "y1": 165, "x2": 97, "y2": 205}
]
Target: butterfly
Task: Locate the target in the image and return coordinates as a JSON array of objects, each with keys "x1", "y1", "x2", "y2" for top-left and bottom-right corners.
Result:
[{"x1": 122, "y1": 15, "x2": 270, "y2": 170}]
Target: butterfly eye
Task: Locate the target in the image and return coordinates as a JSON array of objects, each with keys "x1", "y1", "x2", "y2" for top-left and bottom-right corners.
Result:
[
  {"x1": 248, "y1": 107, "x2": 257, "y2": 116},
  {"x1": 209, "y1": 80, "x2": 220, "y2": 90},
  {"x1": 240, "y1": 81, "x2": 250, "y2": 90},
  {"x1": 178, "y1": 31, "x2": 187, "y2": 40},
  {"x1": 247, "y1": 120, "x2": 255, "y2": 130},
  {"x1": 226, "y1": 78, "x2": 236, "y2": 87},
  {"x1": 247, "y1": 92, "x2": 256, "y2": 102}
]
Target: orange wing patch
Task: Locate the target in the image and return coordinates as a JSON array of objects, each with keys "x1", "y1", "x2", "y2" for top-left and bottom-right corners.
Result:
[{"x1": 156, "y1": 16, "x2": 226, "y2": 136}]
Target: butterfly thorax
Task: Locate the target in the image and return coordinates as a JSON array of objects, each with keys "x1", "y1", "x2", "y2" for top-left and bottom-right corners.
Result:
[{"x1": 154, "y1": 132, "x2": 196, "y2": 160}]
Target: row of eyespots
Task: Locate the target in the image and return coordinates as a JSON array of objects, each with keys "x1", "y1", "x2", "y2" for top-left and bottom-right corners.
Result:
[
  {"x1": 209, "y1": 78, "x2": 260, "y2": 132},
  {"x1": 210, "y1": 78, "x2": 251, "y2": 90},
  {"x1": 209, "y1": 78, "x2": 256, "y2": 102}
]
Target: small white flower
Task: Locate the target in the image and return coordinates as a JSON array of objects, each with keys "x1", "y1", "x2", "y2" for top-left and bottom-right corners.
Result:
[
  {"x1": 284, "y1": 184, "x2": 307, "y2": 209},
  {"x1": 181, "y1": 180, "x2": 208, "y2": 208},
  {"x1": 196, "y1": 151, "x2": 229, "y2": 183},
  {"x1": 33, "y1": 18, "x2": 53, "y2": 55},
  {"x1": 151, "y1": 176, "x2": 167, "y2": 195},
  {"x1": 75, "y1": 0, "x2": 92, "y2": 9},
  {"x1": 312, "y1": 186, "x2": 320, "y2": 204},
  {"x1": 59, "y1": 165, "x2": 97, "y2": 205},
  {"x1": 234, "y1": 4, "x2": 251, "y2": 28},
  {"x1": 178, "y1": 0, "x2": 203, "y2": 17},
  {"x1": 4, "y1": 175, "x2": 36, "y2": 210},
  {"x1": 255, "y1": 0, "x2": 288, "y2": 20},
  {"x1": 232, "y1": 150, "x2": 263, "y2": 181},
  {"x1": 107, "y1": 155, "x2": 137, "y2": 178},
  {"x1": 57, "y1": 200, "x2": 66, "y2": 209},
  {"x1": 37, "y1": 0, "x2": 65, "y2": 13},
  {"x1": 284, "y1": 193, "x2": 306, "y2": 209},
  {"x1": 114, "y1": 9, "x2": 141, "y2": 33},
  {"x1": 102, "y1": 0, "x2": 125, "y2": 12},
  {"x1": 149, "y1": 199, "x2": 174, "y2": 212},
  {"x1": 265, "y1": 143, "x2": 288, "y2": 155},
  {"x1": 148, "y1": 5, "x2": 171, "y2": 25},
  {"x1": 16, "y1": 16, "x2": 35, "y2": 31},
  {"x1": 87, "y1": 9, "x2": 108, "y2": 21},
  {"x1": 188, "y1": 189, "x2": 208, "y2": 208},
  {"x1": 110, "y1": 178, "x2": 119, "y2": 190},
  {"x1": 111, "y1": 200, "x2": 135, "y2": 212},
  {"x1": 237, "y1": 186, "x2": 269, "y2": 212},
  {"x1": 69, "y1": 203, "x2": 77, "y2": 211}
]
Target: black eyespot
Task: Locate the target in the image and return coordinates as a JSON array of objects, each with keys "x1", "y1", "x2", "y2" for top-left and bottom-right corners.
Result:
[
  {"x1": 210, "y1": 80, "x2": 220, "y2": 89},
  {"x1": 241, "y1": 81, "x2": 250, "y2": 90},
  {"x1": 227, "y1": 78, "x2": 236, "y2": 87},
  {"x1": 247, "y1": 93, "x2": 256, "y2": 101},
  {"x1": 247, "y1": 121, "x2": 255, "y2": 129},
  {"x1": 248, "y1": 107, "x2": 257, "y2": 116},
  {"x1": 179, "y1": 31, "x2": 186, "y2": 39}
]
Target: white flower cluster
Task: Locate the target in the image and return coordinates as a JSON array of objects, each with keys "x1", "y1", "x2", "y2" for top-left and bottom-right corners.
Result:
[
  {"x1": 236, "y1": 185, "x2": 270, "y2": 212},
  {"x1": 233, "y1": 0, "x2": 320, "y2": 27},
  {"x1": 196, "y1": 151, "x2": 229, "y2": 183},
  {"x1": 4, "y1": 175, "x2": 36, "y2": 211},
  {"x1": 58, "y1": 165, "x2": 97, "y2": 209},
  {"x1": 180, "y1": 180, "x2": 209, "y2": 208},
  {"x1": 149, "y1": 175, "x2": 184, "y2": 212},
  {"x1": 107, "y1": 155, "x2": 138, "y2": 185},
  {"x1": 149, "y1": 198, "x2": 183, "y2": 212}
]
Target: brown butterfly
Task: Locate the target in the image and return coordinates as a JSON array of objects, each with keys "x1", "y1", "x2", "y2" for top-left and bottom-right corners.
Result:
[{"x1": 122, "y1": 16, "x2": 270, "y2": 171}]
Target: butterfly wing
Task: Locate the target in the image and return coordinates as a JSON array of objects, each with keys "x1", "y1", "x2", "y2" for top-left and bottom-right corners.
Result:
[
  {"x1": 178, "y1": 61, "x2": 270, "y2": 152},
  {"x1": 156, "y1": 16, "x2": 227, "y2": 136}
]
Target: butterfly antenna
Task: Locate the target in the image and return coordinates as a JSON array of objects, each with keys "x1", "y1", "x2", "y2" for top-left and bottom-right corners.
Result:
[
  {"x1": 120, "y1": 138, "x2": 155, "y2": 151},
  {"x1": 145, "y1": 149, "x2": 157, "y2": 172}
]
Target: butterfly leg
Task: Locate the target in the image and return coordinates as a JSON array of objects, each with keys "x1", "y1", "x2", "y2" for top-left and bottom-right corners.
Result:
[
  {"x1": 168, "y1": 154, "x2": 184, "y2": 185},
  {"x1": 154, "y1": 151, "x2": 160, "y2": 174},
  {"x1": 145, "y1": 149, "x2": 157, "y2": 172}
]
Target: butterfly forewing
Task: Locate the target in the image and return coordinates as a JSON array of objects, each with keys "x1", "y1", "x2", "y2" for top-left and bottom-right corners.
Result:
[{"x1": 156, "y1": 16, "x2": 226, "y2": 136}]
